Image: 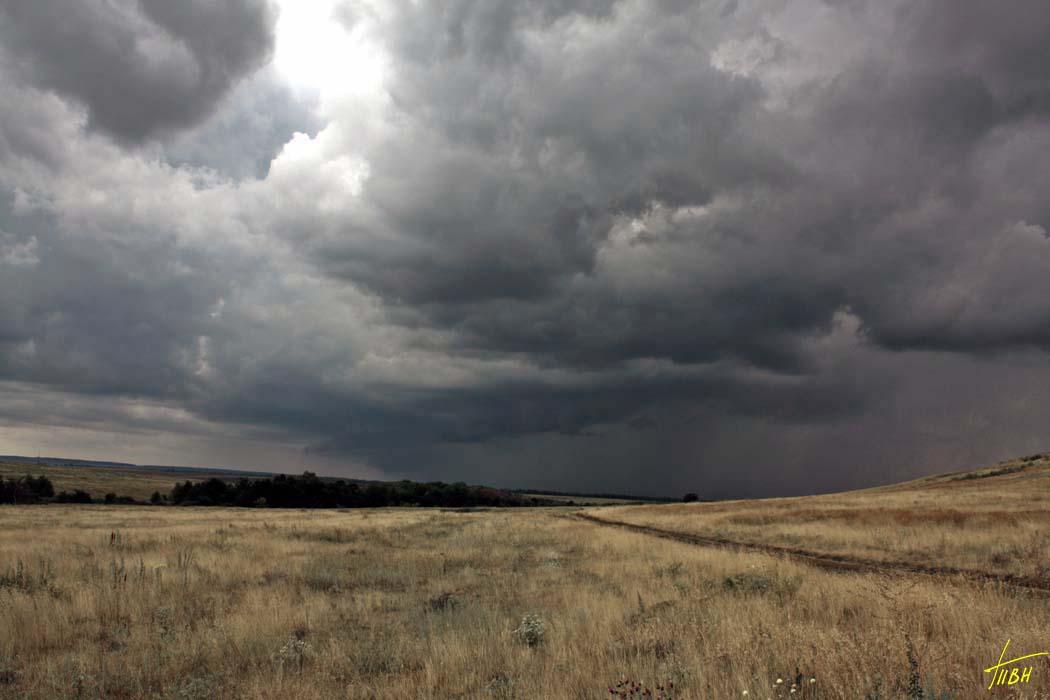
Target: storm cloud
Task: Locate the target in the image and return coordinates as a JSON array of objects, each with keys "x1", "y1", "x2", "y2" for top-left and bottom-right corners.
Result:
[
  {"x1": 1, "y1": 0, "x2": 1050, "y2": 496},
  {"x1": 0, "y1": 0, "x2": 277, "y2": 142}
]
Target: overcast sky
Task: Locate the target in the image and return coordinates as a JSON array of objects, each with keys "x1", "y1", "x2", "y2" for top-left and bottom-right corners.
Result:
[{"x1": 1, "y1": 0, "x2": 1049, "y2": 497}]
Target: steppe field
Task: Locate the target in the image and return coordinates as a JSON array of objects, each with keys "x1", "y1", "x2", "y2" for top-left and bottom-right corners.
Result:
[{"x1": 2, "y1": 457, "x2": 1050, "y2": 699}]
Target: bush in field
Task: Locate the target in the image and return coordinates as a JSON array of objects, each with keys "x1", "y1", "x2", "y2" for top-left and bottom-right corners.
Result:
[
  {"x1": 55, "y1": 489, "x2": 92, "y2": 504},
  {"x1": 273, "y1": 631, "x2": 311, "y2": 673},
  {"x1": 427, "y1": 591, "x2": 461, "y2": 611},
  {"x1": 172, "y1": 675, "x2": 219, "y2": 700},
  {"x1": 512, "y1": 613, "x2": 545, "y2": 647},
  {"x1": 723, "y1": 569, "x2": 802, "y2": 601}
]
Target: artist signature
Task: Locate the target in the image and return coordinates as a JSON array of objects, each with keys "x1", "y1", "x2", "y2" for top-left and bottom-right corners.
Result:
[{"x1": 985, "y1": 640, "x2": 1050, "y2": 690}]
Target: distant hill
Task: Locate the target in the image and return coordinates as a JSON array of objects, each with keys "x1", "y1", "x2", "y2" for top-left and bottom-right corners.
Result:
[
  {"x1": 0, "y1": 455, "x2": 658, "y2": 505},
  {"x1": 0, "y1": 455, "x2": 139, "y2": 469},
  {"x1": 0, "y1": 455, "x2": 275, "y2": 477},
  {"x1": 513, "y1": 488, "x2": 675, "y2": 504}
]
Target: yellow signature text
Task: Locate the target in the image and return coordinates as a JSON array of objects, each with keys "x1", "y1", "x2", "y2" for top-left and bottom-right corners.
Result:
[{"x1": 984, "y1": 640, "x2": 1049, "y2": 690}]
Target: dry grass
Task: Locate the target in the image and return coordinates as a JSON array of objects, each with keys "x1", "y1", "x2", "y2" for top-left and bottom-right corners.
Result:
[
  {"x1": 1, "y1": 497, "x2": 1049, "y2": 698},
  {"x1": 0, "y1": 462, "x2": 213, "y2": 501},
  {"x1": 595, "y1": 455, "x2": 1050, "y2": 581}
]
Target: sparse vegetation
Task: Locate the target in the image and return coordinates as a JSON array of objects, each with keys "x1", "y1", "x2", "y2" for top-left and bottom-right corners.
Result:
[
  {"x1": 593, "y1": 455, "x2": 1050, "y2": 578},
  {"x1": 0, "y1": 457, "x2": 1048, "y2": 697}
]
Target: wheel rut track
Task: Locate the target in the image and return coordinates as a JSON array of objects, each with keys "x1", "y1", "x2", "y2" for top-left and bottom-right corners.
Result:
[{"x1": 575, "y1": 512, "x2": 1050, "y2": 597}]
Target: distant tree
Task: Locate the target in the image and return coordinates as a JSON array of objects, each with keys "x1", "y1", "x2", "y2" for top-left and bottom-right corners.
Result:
[
  {"x1": 23, "y1": 475, "x2": 54, "y2": 499},
  {"x1": 0, "y1": 477, "x2": 31, "y2": 503},
  {"x1": 0, "y1": 475, "x2": 55, "y2": 503},
  {"x1": 104, "y1": 492, "x2": 117, "y2": 504},
  {"x1": 682, "y1": 492, "x2": 700, "y2": 503},
  {"x1": 56, "y1": 489, "x2": 93, "y2": 504},
  {"x1": 150, "y1": 491, "x2": 163, "y2": 504}
]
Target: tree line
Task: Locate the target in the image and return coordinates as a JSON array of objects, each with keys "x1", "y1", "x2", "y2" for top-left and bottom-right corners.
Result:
[
  {"x1": 168, "y1": 472, "x2": 544, "y2": 508},
  {"x1": 0, "y1": 474, "x2": 91, "y2": 504},
  {"x1": 1, "y1": 472, "x2": 553, "y2": 508},
  {"x1": 2, "y1": 471, "x2": 701, "y2": 508}
]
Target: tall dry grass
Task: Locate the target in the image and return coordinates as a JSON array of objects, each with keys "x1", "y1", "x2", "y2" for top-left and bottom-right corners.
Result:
[
  {"x1": 596, "y1": 457, "x2": 1050, "y2": 579},
  {"x1": 0, "y1": 503, "x2": 1047, "y2": 698}
]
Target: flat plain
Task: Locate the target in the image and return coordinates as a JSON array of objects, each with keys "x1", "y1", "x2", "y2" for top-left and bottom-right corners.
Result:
[{"x1": 1, "y1": 457, "x2": 1049, "y2": 699}]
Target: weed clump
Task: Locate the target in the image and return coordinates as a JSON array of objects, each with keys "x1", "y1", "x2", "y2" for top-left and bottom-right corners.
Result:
[
  {"x1": 301, "y1": 562, "x2": 343, "y2": 592},
  {"x1": 723, "y1": 569, "x2": 801, "y2": 601},
  {"x1": 0, "y1": 559, "x2": 57, "y2": 595},
  {"x1": 486, "y1": 673, "x2": 518, "y2": 699},
  {"x1": 273, "y1": 630, "x2": 311, "y2": 673},
  {"x1": 512, "y1": 613, "x2": 545, "y2": 647},
  {"x1": 427, "y1": 591, "x2": 461, "y2": 611},
  {"x1": 758, "y1": 671, "x2": 818, "y2": 698},
  {"x1": 607, "y1": 676, "x2": 679, "y2": 699},
  {"x1": 0, "y1": 656, "x2": 19, "y2": 686},
  {"x1": 170, "y1": 674, "x2": 219, "y2": 700}
]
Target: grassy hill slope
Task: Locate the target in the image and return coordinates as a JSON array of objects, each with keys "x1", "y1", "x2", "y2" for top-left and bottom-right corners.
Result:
[{"x1": 588, "y1": 453, "x2": 1050, "y2": 579}]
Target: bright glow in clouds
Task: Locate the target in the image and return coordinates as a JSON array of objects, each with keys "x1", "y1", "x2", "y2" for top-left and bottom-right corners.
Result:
[{"x1": 271, "y1": 0, "x2": 386, "y2": 103}]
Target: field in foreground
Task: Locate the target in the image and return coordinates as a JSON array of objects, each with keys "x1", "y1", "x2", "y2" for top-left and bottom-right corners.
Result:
[{"x1": 2, "y1": 479, "x2": 1050, "y2": 699}]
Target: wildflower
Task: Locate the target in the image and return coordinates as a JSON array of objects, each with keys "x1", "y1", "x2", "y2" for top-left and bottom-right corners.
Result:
[
  {"x1": 776, "y1": 678, "x2": 783, "y2": 685},
  {"x1": 810, "y1": 678, "x2": 816, "y2": 684}
]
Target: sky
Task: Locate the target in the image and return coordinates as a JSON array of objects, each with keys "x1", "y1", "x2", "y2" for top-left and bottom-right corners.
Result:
[{"x1": 1, "y1": 0, "x2": 1049, "y2": 498}]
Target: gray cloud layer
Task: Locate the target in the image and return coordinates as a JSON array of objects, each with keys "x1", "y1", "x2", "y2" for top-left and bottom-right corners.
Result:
[
  {"x1": 0, "y1": 0, "x2": 277, "y2": 142},
  {"x1": 1, "y1": 0, "x2": 1049, "y2": 496}
]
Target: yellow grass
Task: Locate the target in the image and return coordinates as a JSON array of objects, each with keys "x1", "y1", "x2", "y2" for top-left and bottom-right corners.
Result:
[
  {"x1": 0, "y1": 495, "x2": 1048, "y2": 698},
  {"x1": 0, "y1": 462, "x2": 207, "y2": 502},
  {"x1": 595, "y1": 455, "x2": 1050, "y2": 579}
]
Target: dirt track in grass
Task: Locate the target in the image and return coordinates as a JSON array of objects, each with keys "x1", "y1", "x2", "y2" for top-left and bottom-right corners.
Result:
[{"x1": 576, "y1": 512, "x2": 1050, "y2": 596}]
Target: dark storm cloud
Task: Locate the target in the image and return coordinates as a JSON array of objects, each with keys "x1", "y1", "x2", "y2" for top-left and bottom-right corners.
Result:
[
  {"x1": 0, "y1": 202, "x2": 224, "y2": 398},
  {"x1": 0, "y1": 0, "x2": 277, "y2": 143},
  {"x1": 316, "y1": 0, "x2": 1050, "y2": 366},
  {"x1": 280, "y1": 0, "x2": 1050, "y2": 471},
  {"x1": 316, "y1": 1, "x2": 792, "y2": 364},
  {"x1": 4, "y1": 0, "x2": 1050, "y2": 495}
]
